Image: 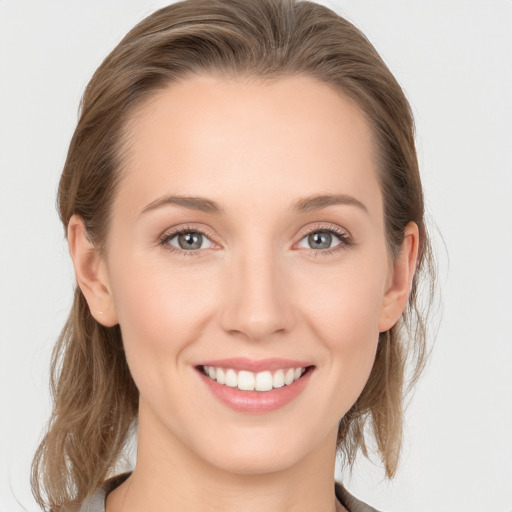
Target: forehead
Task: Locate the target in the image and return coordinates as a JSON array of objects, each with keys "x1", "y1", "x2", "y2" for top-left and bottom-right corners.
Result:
[{"x1": 117, "y1": 74, "x2": 382, "y2": 219}]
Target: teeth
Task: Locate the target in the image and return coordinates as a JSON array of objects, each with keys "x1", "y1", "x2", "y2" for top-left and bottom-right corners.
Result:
[
  {"x1": 273, "y1": 369, "x2": 285, "y2": 388},
  {"x1": 238, "y1": 370, "x2": 255, "y2": 391},
  {"x1": 202, "y1": 365, "x2": 306, "y2": 391},
  {"x1": 255, "y1": 371, "x2": 273, "y2": 391},
  {"x1": 284, "y1": 368, "x2": 295, "y2": 385},
  {"x1": 225, "y1": 369, "x2": 237, "y2": 387}
]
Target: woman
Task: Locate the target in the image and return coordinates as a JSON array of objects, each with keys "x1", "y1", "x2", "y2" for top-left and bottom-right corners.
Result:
[{"x1": 31, "y1": 0, "x2": 434, "y2": 510}]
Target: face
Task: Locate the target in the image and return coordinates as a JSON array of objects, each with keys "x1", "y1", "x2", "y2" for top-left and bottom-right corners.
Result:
[{"x1": 90, "y1": 74, "x2": 407, "y2": 475}]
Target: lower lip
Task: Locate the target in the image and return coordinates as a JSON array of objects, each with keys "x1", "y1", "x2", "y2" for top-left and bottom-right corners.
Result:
[{"x1": 198, "y1": 368, "x2": 313, "y2": 414}]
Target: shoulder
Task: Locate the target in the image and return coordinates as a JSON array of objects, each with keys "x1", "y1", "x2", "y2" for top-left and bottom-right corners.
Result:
[
  {"x1": 78, "y1": 473, "x2": 131, "y2": 512},
  {"x1": 336, "y1": 482, "x2": 382, "y2": 512}
]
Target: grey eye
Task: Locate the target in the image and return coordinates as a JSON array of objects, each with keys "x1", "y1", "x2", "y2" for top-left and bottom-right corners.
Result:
[
  {"x1": 168, "y1": 231, "x2": 213, "y2": 250},
  {"x1": 308, "y1": 232, "x2": 332, "y2": 249},
  {"x1": 297, "y1": 230, "x2": 342, "y2": 250}
]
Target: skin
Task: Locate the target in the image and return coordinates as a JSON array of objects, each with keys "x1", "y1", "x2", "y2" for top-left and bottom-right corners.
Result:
[{"x1": 68, "y1": 74, "x2": 419, "y2": 512}]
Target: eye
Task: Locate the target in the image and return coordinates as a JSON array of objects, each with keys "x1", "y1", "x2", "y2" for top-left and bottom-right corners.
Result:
[
  {"x1": 296, "y1": 226, "x2": 352, "y2": 254},
  {"x1": 160, "y1": 228, "x2": 214, "y2": 253}
]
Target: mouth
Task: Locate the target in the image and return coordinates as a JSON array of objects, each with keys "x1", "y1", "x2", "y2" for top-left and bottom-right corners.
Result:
[
  {"x1": 195, "y1": 359, "x2": 314, "y2": 413},
  {"x1": 199, "y1": 365, "x2": 312, "y2": 392}
]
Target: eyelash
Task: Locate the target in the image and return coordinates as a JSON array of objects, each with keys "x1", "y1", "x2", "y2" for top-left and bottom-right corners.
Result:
[
  {"x1": 300, "y1": 224, "x2": 354, "y2": 257},
  {"x1": 158, "y1": 224, "x2": 353, "y2": 257},
  {"x1": 158, "y1": 225, "x2": 215, "y2": 257}
]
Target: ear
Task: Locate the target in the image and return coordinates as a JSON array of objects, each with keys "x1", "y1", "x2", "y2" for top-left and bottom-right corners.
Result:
[
  {"x1": 378, "y1": 221, "x2": 420, "y2": 332},
  {"x1": 67, "y1": 215, "x2": 118, "y2": 327}
]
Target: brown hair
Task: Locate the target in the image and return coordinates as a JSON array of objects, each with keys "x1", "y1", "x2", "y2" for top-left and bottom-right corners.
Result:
[{"x1": 32, "y1": 0, "x2": 435, "y2": 509}]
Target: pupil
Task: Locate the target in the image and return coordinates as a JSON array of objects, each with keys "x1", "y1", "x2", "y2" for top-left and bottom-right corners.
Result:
[
  {"x1": 309, "y1": 231, "x2": 331, "y2": 249},
  {"x1": 179, "y1": 232, "x2": 202, "y2": 250}
]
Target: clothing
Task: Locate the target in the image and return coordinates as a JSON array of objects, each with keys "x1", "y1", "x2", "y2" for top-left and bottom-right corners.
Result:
[{"x1": 79, "y1": 472, "x2": 380, "y2": 512}]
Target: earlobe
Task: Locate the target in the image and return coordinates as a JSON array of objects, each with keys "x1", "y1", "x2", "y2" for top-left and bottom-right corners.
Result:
[
  {"x1": 67, "y1": 215, "x2": 118, "y2": 327},
  {"x1": 378, "y1": 221, "x2": 420, "y2": 333}
]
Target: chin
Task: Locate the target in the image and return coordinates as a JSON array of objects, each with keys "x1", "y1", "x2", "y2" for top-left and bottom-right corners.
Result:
[
  {"x1": 188, "y1": 422, "x2": 329, "y2": 477},
  {"x1": 204, "y1": 444, "x2": 303, "y2": 476}
]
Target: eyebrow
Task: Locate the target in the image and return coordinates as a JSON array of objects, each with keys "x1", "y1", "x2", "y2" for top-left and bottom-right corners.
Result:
[
  {"x1": 293, "y1": 193, "x2": 368, "y2": 214},
  {"x1": 141, "y1": 195, "x2": 225, "y2": 215},
  {"x1": 140, "y1": 193, "x2": 367, "y2": 216}
]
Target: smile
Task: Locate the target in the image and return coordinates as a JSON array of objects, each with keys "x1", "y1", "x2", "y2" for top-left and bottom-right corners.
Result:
[
  {"x1": 196, "y1": 359, "x2": 314, "y2": 413},
  {"x1": 201, "y1": 365, "x2": 307, "y2": 392}
]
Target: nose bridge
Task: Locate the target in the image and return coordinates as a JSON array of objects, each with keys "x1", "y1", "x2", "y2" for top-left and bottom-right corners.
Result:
[{"x1": 219, "y1": 239, "x2": 294, "y2": 341}]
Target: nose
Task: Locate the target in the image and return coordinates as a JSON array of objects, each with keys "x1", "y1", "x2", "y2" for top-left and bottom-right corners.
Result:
[{"x1": 219, "y1": 247, "x2": 296, "y2": 342}]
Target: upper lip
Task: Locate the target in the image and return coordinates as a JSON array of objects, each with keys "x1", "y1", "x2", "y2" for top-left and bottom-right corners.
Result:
[{"x1": 195, "y1": 357, "x2": 313, "y2": 373}]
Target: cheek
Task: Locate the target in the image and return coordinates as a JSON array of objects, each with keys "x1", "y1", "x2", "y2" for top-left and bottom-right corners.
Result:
[
  {"x1": 294, "y1": 257, "x2": 387, "y2": 402},
  {"x1": 107, "y1": 253, "x2": 217, "y2": 379},
  {"x1": 297, "y1": 257, "x2": 387, "y2": 342}
]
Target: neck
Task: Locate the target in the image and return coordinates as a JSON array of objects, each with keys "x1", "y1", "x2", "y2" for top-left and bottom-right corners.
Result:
[{"x1": 107, "y1": 402, "x2": 344, "y2": 512}]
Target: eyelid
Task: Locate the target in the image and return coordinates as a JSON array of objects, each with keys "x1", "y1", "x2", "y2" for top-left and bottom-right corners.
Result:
[
  {"x1": 295, "y1": 223, "x2": 352, "y2": 242},
  {"x1": 158, "y1": 224, "x2": 221, "y2": 255},
  {"x1": 293, "y1": 223, "x2": 354, "y2": 255}
]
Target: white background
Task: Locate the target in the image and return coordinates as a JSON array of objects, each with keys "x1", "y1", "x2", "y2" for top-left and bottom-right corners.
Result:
[{"x1": 1, "y1": 1, "x2": 511, "y2": 511}]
